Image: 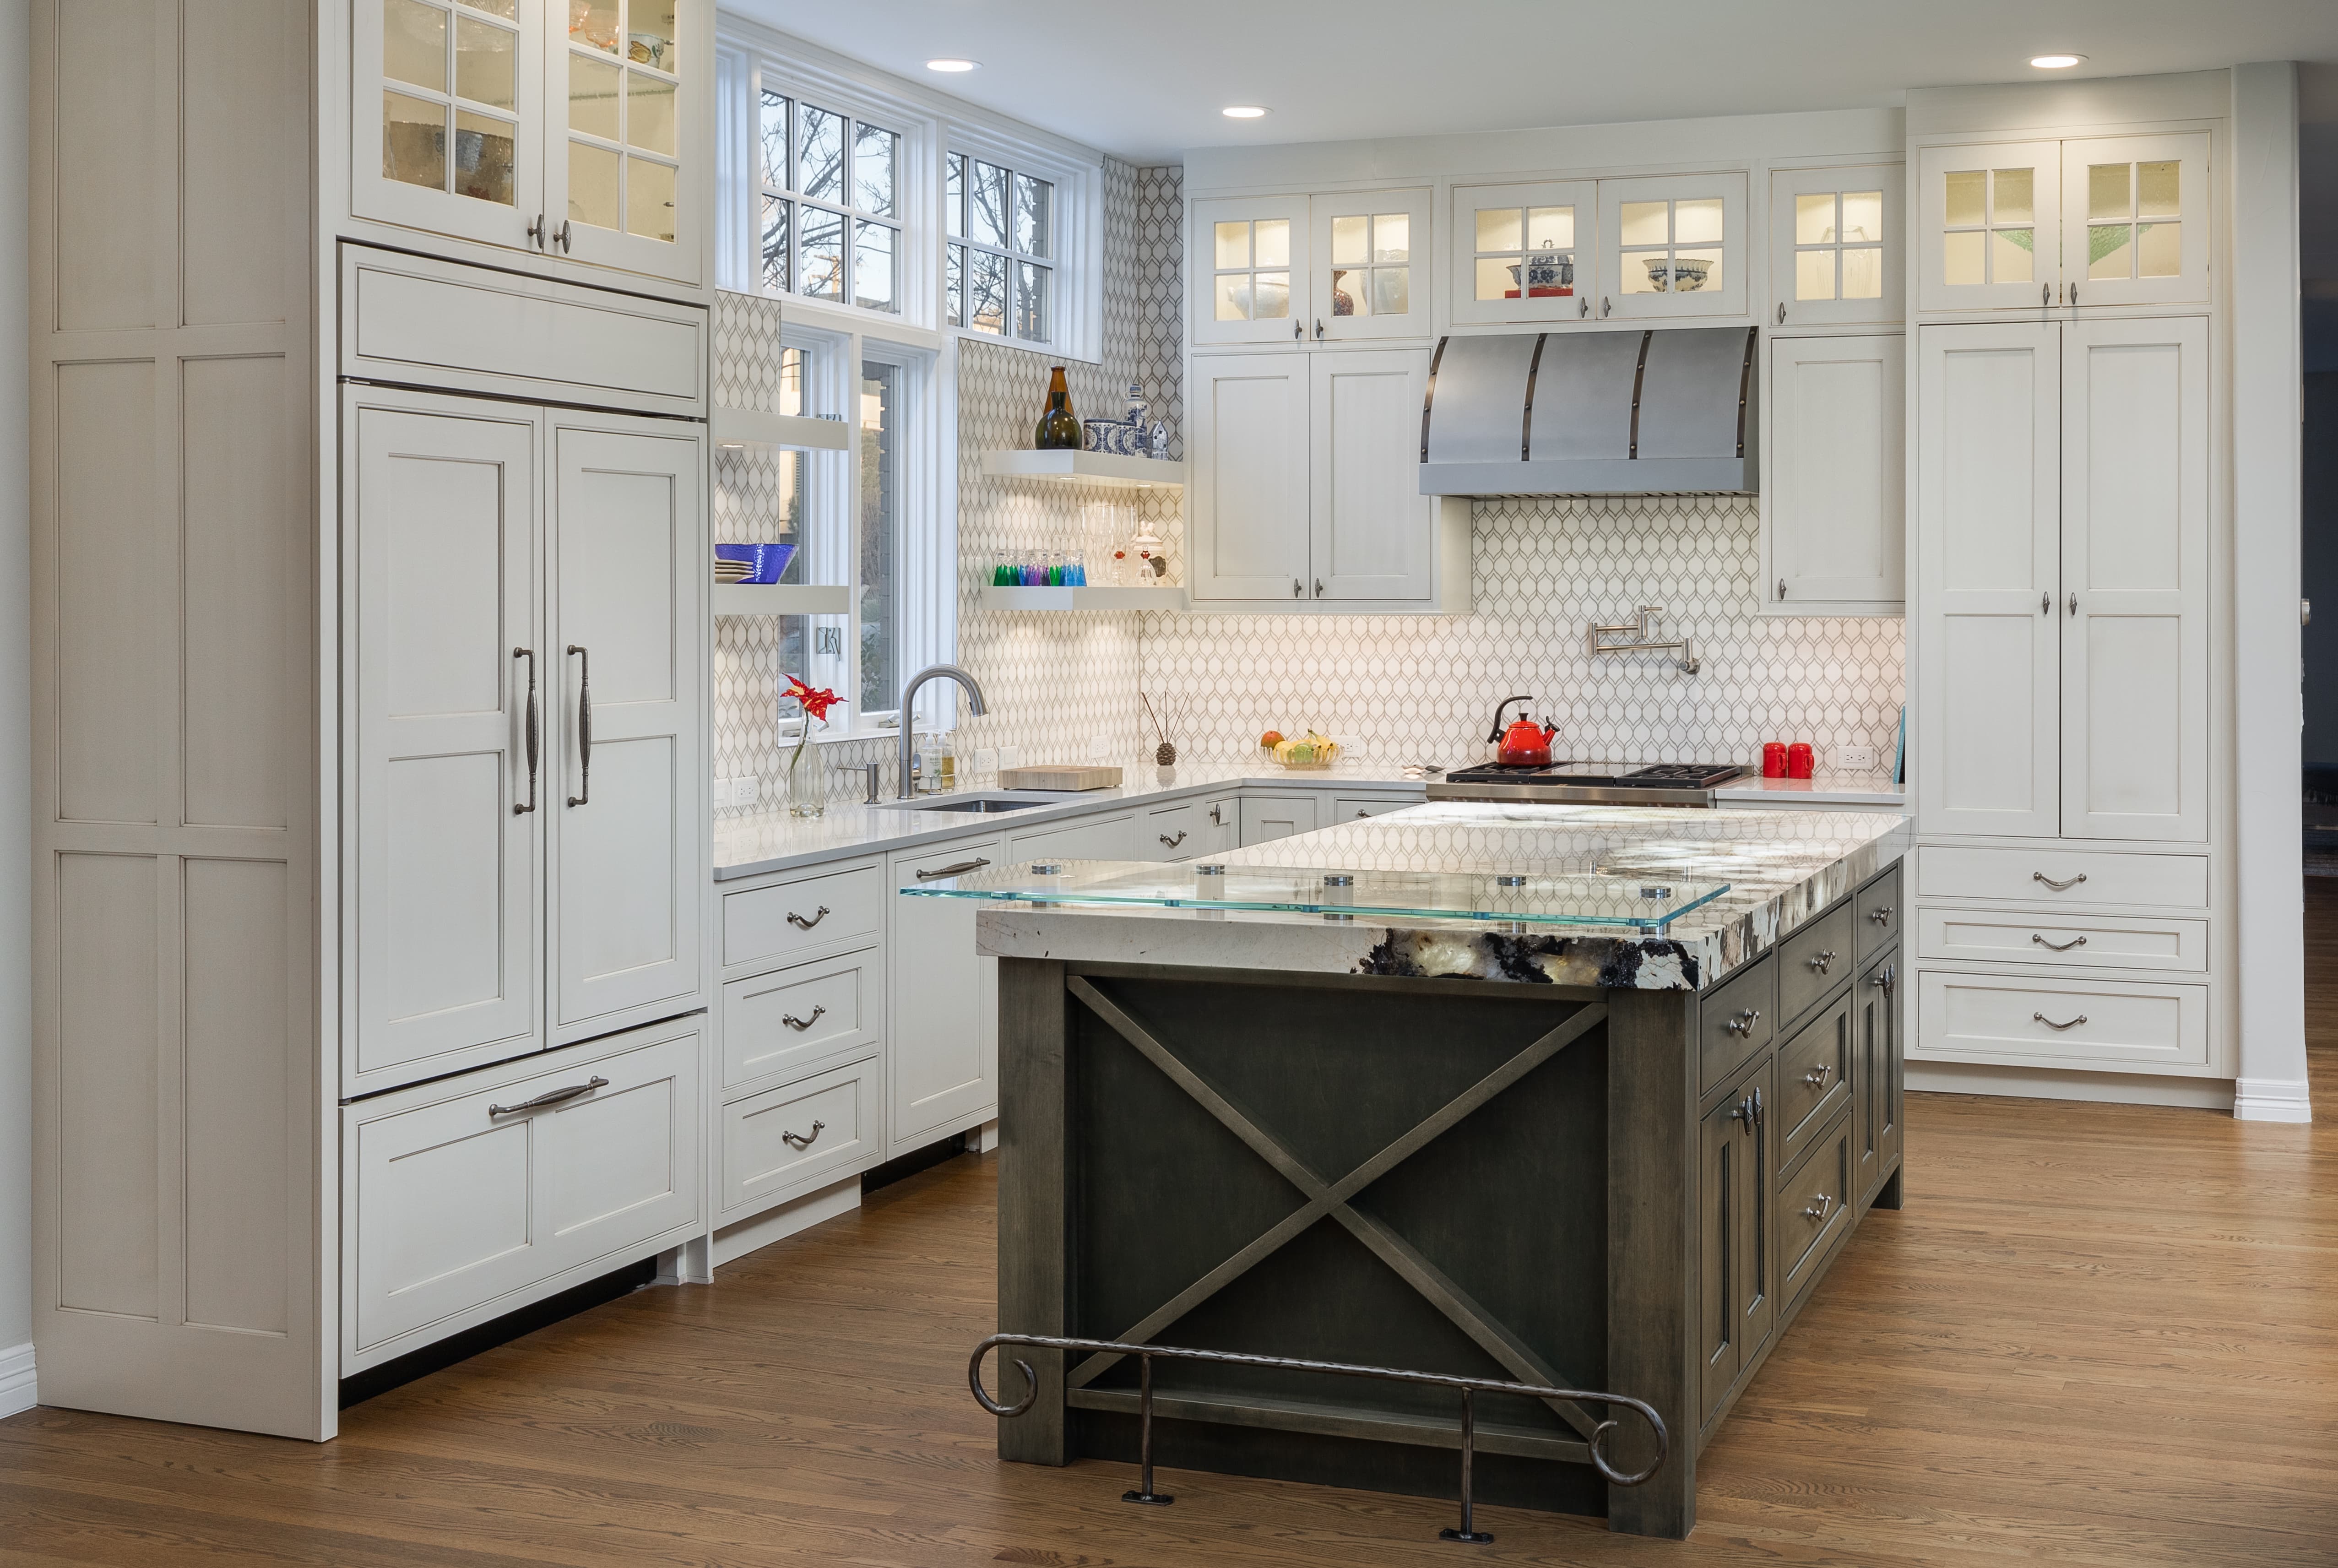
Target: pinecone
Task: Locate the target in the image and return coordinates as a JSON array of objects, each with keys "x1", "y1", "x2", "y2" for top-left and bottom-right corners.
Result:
[{"x1": 1155, "y1": 742, "x2": 1177, "y2": 767}]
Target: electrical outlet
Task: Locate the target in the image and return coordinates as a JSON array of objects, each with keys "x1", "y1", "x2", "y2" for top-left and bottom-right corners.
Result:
[
  {"x1": 1837, "y1": 746, "x2": 1877, "y2": 772},
  {"x1": 736, "y1": 776, "x2": 759, "y2": 807},
  {"x1": 1090, "y1": 734, "x2": 1110, "y2": 762},
  {"x1": 974, "y1": 747, "x2": 998, "y2": 779}
]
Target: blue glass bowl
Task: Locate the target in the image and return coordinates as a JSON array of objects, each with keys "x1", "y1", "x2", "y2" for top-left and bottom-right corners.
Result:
[{"x1": 715, "y1": 543, "x2": 797, "y2": 585}]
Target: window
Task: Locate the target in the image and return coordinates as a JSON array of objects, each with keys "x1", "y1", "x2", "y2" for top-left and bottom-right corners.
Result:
[
  {"x1": 759, "y1": 87, "x2": 900, "y2": 312},
  {"x1": 857, "y1": 360, "x2": 900, "y2": 712},
  {"x1": 949, "y1": 152, "x2": 1053, "y2": 342}
]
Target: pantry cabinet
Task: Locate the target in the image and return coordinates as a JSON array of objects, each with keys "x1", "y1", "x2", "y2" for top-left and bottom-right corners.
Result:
[
  {"x1": 1767, "y1": 164, "x2": 1903, "y2": 327},
  {"x1": 1915, "y1": 133, "x2": 2209, "y2": 313},
  {"x1": 354, "y1": 0, "x2": 708, "y2": 285},
  {"x1": 1761, "y1": 332, "x2": 1905, "y2": 614}
]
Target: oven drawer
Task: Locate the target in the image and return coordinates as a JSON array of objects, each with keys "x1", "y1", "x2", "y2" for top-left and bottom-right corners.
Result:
[
  {"x1": 1916, "y1": 909, "x2": 2208, "y2": 972},
  {"x1": 1916, "y1": 846, "x2": 2207, "y2": 909},
  {"x1": 1915, "y1": 970, "x2": 2209, "y2": 1072}
]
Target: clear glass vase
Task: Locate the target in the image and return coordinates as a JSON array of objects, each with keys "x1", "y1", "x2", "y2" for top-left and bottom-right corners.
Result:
[{"x1": 784, "y1": 730, "x2": 825, "y2": 819}]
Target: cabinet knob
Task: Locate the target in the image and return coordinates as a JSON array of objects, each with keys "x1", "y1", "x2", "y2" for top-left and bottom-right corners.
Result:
[
  {"x1": 1292, "y1": 578, "x2": 1302, "y2": 598},
  {"x1": 1867, "y1": 905, "x2": 1893, "y2": 925},
  {"x1": 1778, "y1": 578, "x2": 1787, "y2": 602},
  {"x1": 1802, "y1": 1193, "x2": 1836, "y2": 1223},
  {"x1": 1776, "y1": 302, "x2": 1786, "y2": 325},
  {"x1": 1806, "y1": 949, "x2": 1835, "y2": 974},
  {"x1": 1804, "y1": 1061, "x2": 1834, "y2": 1087}
]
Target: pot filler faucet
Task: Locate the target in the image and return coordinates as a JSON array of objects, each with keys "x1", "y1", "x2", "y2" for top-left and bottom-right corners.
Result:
[{"x1": 897, "y1": 664, "x2": 989, "y2": 798}]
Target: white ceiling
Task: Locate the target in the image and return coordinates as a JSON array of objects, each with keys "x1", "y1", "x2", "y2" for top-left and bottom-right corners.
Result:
[{"x1": 728, "y1": 0, "x2": 2338, "y2": 165}]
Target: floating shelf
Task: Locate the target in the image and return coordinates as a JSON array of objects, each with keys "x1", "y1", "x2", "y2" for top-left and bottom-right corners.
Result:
[
  {"x1": 712, "y1": 406, "x2": 851, "y2": 452},
  {"x1": 713, "y1": 583, "x2": 850, "y2": 616},
  {"x1": 980, "y1": 449, "x2": 1185, "y2": 488},
  {"x1": 981, "y1": 585, "x2": 1188, "y2": 612}
]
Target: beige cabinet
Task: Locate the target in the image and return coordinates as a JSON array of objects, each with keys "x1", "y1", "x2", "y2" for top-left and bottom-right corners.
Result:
[
  {"x1": 353, "y1": 0, "x2": 707, "y2": 284},
  {"x1": 1762, "y1": 332, "x2": 1906, "y2": 613}
]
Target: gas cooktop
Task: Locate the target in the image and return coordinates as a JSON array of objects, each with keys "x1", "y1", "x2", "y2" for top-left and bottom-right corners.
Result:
[{"x1": 1427, "y1": 761, "x2": 1748, "y2": 807}]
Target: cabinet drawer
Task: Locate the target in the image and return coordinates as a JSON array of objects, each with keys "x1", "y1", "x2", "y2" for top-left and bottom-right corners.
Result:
[
  {"x1": 721, "y1": 949, "x2": 881, "y2": 1091},
  {"x1": 1146, "y1": 802, "x2": 1204, "y2": 860},
  {"x1": 341, "y1": 248, "x2": 706, "y2": 418},
  {"x1": 1774, "y1": 995, "x2": 1854, "y2": 1178},
  {"x1": 722, "y1": 863, "x2": 884, "y2": 970},
  {"x1": 1010, "y1": 812, "x2": 1139, "y2": 863},
  {"x1": 1333, "y1": 796, "x2": 1418, "y2": 823},
  {"x1": 1777, "y1": 1109, "x2": 1854, "y2": 1307},
  {"x1": 720, "y1": 1059, "x2": 878, "y2": 1220},
  {"x1": 1778, "y1": 901, "x2": 1856, "y2": 1025},
  {"x1": 1240, "y1": 793, "x2": 1320, "y2": 846},
  {"x1": 1917, "y1": 908, "x2": 2208, "y2": 972},
  {"x1": 1698, "y1": 956, "x2": 1775, "y2": 1093},
  {"x1": 345, "y1": 1020, "x2": 701, "y2": 1367},
  {"x1": 1854, "y1": 865, "x2": 1902, "y2": 964},
  {"x1": 1916, "y1": 845, "x2": 2208, "y2": 909},
  {"x1": 1915, "y1": 970, "x2": 2209, "y2": 1072}
]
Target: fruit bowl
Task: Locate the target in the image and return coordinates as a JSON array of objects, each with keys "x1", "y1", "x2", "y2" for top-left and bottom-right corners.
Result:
[{"x1": 1271, "y1": 733, "x2": 1340, "y2": 771}]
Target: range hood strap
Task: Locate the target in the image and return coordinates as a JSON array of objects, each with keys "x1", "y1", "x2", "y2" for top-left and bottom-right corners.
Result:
[
  {"x1": 1736, "y1": 326, "x2": 1756, "y2": 458},
  {"x1": 1420, "y1": 336, "x2": 1448, "y2": 465},
  {"x1": 1520, "y1": 333, "x2": 1548, "y2": 461},
  {"x1": 1627, "y1": 330, "x2": 1653, "y2": 461}
]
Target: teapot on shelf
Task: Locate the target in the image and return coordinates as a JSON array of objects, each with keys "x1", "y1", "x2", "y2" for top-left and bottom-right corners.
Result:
[{"x1": 1487, "y1": 695, "x2": 1561, "y2": 768}]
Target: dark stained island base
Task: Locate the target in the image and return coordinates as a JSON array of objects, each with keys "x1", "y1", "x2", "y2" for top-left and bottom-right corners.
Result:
[{"x1": 930, "y1": 803, "x2": 1909, "y2": 1539}]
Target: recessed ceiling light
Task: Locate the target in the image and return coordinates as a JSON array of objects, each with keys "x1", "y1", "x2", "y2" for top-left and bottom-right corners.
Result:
[
  {"x1": 926, "y1": 58, "x2": 979, "y2": 73},
  {"x1": 2029, "y1": 53, "x2": 2086, "y2": 69},
  {"x1": 1222, "y1": 105, "x2": 1269, "y2": 119}
]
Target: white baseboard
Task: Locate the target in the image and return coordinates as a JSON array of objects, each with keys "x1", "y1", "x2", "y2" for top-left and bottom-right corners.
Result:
[
  {"x1": 975, "y1": 1118, "x2": 998, "y2": 1153},
  {"x1": 711, "y1": 1176, "x2": 861, "y2": 1269},
  {"x1": 0, "y1": 1343, "x2": 34, "y2": 1419},
  {"x1": 1906, "y1": 1060, "x2": 2235, "y2": 1111},
  {"x1": 2233, "y1": 1076, "x2": 2315, "y2": 1123}
]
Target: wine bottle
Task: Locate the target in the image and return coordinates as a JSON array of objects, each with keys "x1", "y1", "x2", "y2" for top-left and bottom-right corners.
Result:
[{"x1": 1034, "y1": 366, "x2": 1082, "y2": 450}]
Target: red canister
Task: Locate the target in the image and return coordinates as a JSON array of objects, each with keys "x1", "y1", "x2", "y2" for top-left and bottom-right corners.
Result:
[
  {"x1": 1762, "y1": 742, "x2": 1788, "y2": 778},
  {"x1": 1786, "y1": 743, "x2": 1815, "y2": 780}
]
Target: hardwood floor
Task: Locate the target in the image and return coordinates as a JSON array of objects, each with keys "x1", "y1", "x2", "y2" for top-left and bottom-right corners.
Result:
[{"x1": 6, "y1": 915, "x2": 2337, "y2": 1567}]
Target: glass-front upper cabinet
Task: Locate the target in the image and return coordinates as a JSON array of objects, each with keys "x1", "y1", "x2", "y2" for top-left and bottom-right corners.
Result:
[
  {"x1": 1916, "y1": 141, "x2": 2061, "y2": 310},
  {"x1": 1191, "y1": 196, "x2": 1312, "y2": 346},
  {"x1": 545, "y1": 0, "x2": 703, "y2": 282},
  {"x1": 1448, "y1": 180, "x2": 1595, "y2": 326},
  {"x1": 2059, "y1": 133, "x2": 2209, "y2": 308},
  {"x1": 1595, "y1": 173, "x2": 1747, "y2": 320},
  {"x1": 1768, "y1": 164, "x2": 1903, "y2": 327},
  {"x1": 357, "y1": 0, "x2": 549, "y2": 251},
  {"x1": 1306, "y1": 188, "x2": 1434, "y2": 343}
]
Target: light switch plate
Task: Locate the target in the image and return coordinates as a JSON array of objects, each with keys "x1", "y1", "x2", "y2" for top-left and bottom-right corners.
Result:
[
  {"x1": 1837, "y1": 746, "x2": 1877, "y2": 772},
  {"x1": 998, "y1": 745, "x2": 1023, "y2": 772},
  {"x1": 712, "y1": 776, "x2": 732, "y2": 807}
]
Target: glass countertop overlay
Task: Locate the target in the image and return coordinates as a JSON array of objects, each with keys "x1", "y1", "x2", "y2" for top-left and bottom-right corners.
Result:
[{"x1": 901, "y1": 858, "x2": 1730, "y2": 931}]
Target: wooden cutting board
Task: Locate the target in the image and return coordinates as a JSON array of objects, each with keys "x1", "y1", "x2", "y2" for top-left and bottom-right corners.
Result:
[{"x1": 998, "y1": 764, "x2": 1124, "y2": 792}]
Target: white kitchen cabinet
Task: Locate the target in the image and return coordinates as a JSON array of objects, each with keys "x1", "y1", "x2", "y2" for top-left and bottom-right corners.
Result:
[
  {"x1": 1914, "y1": 322, "x2": 2060, "y2": 839},
  {"x1": 1241, "y1": 793, "x2": 1321, "y2": 846},
  {"x1": 1332, "y1": 796, "x2": 1417, "y2": 822},
  {"x1": 1312, "y1": 349, "x2": 1437, "y2": 600},
  {"x1": 1768, "y1": 164, "x2": 1903, "y2": 327},
  {"x1": 1915, "y1": 133, "x2": 2208, "y2": 313},
  {"x1": 354, "y1": 0, "x2": 707, "y2": 285},
  {"x1": 1762, "y1": 332, "x2": 1905, "y2": 614},
  {"x1": 548, "y1": 417, "x2": 705, "y2": 1041},
  {"x1": 887, "y1": 835, "x2": 1004, "y2": 1155},
  {"x1": 1191, "y1": 195, "x2": 1311, "y2": 347},
  {"x1": 1009, "y1": 811, "x2": 1144, "y2": 862},
  {"x1": 1449, "y1": 179, "x2": 1597, "y2": 326},
  {"x1": 1307, "y1": 187, "x2": 1435, "y2": 343},
  {"x1": 1595, "y1": 172, "x2": 1747, "y2": 320},
  {"x1": 717, "y1": 1058, "x2": 881, "y2": 1223},
  {"x1": 1191, "y1": 352, "x2": 1312, "y2": 601}
]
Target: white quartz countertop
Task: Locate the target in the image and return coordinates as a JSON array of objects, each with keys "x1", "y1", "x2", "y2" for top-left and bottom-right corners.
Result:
[
  {"x1": 966, "y1": 801, "x2": 1910, "y2": 992},
  {"x1": 1709, "y1": 772, "x2": 1904, "y2": 807}
]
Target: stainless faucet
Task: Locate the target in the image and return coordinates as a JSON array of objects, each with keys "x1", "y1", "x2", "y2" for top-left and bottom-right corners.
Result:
[{"x1": 896, "y1": 664, "x2": 989, "y2": 798}]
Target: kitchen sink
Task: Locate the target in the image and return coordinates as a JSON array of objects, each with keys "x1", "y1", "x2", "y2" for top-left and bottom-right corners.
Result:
[{"x1": 879, "y1": 791, "x2": 1067, "y2": 814}]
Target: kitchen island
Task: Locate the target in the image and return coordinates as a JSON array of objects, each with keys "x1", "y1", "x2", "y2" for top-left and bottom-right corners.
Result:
[{"x1": 918, "y1": 803, "x2": 1909, "y2": 1539}]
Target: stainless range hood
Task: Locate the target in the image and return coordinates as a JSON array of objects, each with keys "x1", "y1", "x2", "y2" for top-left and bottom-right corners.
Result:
[{"x1": 1418, "y1": 326, "x2": 1758, "y2": 496}]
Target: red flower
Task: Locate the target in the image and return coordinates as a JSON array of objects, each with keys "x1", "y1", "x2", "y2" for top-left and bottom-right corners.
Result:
[{"x1": 784, "y1": 674, "x2": 839, "y2": 723}]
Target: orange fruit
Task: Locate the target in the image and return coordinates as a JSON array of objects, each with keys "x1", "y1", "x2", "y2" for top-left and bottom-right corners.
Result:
[{"x1": 1260, "y1": 729, "x2": 1285, "y2": 748}]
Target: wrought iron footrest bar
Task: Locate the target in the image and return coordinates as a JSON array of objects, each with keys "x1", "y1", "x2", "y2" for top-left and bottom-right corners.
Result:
[{"x1": 969, "y1": 1332, "x2": 1668, "y2": 1546}]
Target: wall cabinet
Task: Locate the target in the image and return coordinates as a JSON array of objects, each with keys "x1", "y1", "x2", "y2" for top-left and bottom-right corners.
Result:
[
  {"x1": 346, "y1": 387, "x2": 705, "y2": 1097},
  {"x1": 1768, "y1": 163, "x2": 1903, "y2": 327},
  {"x1": 1448, "y1": 179, "x2": 1596, "y2": 326},
  {"x1": 1916, "y1": 133, "x2": 2209, "y2": 313},
  {"x1": 1445, "y1": 172, "x2": 1749, "y2": 327},
  {"x1": 354, "y1": 0, "x2": 708, "y2": 285},
  {"x1": 1914, "y1": 317, "x2": 2208, "y2": 843},
  {"x1": 1191, "y1": 190, "x2": 1432, "y2": 347},
  {"x1": 1596, "y1": 172, "x2": 1747, "y2": 321},
  {"x1": 1191, "y1": 349, "x2": 1463, "y2": 611},
  {"x1": 1761, "y1": 332, "x2": 1905, "y2": 614}
]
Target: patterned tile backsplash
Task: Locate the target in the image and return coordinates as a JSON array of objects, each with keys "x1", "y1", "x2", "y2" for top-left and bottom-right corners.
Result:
[{"x1": 711, "y1": 160, "x2": 1905, "y2": 813}]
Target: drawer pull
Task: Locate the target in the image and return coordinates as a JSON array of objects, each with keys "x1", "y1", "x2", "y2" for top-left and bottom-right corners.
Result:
[
  {"x1": 1806, "y1": 949, "x2": 1836, "y2": 975},
  {"x1": 2033, "y1": 871, "x2": 2088, "y2": 892},
  {"x1": 780, "y1": 1119, "x2": 826, "y2": 1151},
  {"x1": 1723, "y1": 1006, "x2": 1760, "y2": 1037},
  {"x1": 786, "y1": 905, "x2": 831, "y2": 930},
  {"x1": 1867, "y1": 905, "x2": 1893, "y2": 926},
  {"x1": 916, "y1": 857, "x2": 993, "y2": 881},
  {"x1": 1803, "y1": 1061, "x2": 1834, "y2": 1087},
  {"x1": 488, "y1": 1075, "x2": 608, "y2": 1118},
  {"x1": 781, "y1": 1005, "x2": 828, "y2": 1032},
  {"x1": 1160, "y1": 830, "x2": 1188, "y2": 849},
  {"x1": 1871, "y1": 964, "x2": 1898, "y2": 998},
  {"x1": 2031, "y1": 933, "x2": 2088, "y2": 952},
  {"x1": 1801, "y1": 1193, "x2": 1836, "y2": 1224},
  {"x1": 2033, "y1": 1011, "x2": 2088, "y2": 1031}
]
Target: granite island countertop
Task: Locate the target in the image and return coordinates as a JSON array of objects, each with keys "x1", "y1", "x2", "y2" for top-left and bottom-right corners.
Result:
[{"x1": 964, "y1": 801, "x2": 1909, "y2": 992}]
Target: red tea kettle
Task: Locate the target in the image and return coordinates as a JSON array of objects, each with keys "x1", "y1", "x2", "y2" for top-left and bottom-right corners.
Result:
[{"x1": 1488, "y1": 695, "x2": 1561, "y2": 768}]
